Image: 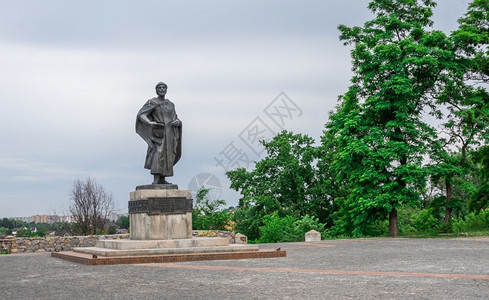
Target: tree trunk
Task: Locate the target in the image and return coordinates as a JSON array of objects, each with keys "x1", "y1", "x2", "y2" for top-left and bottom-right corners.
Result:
[
  {"x1": 389, "y1": 208, "x2": 399, "y2": 237},
  {"x1": 443, "y1": 178, "x2": 453, "y2": 225}
]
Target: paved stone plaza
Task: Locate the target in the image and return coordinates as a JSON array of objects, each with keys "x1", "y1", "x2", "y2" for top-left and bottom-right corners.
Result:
[{"x1": 2, "y1": 237, "x2": 489, "y2": 299}]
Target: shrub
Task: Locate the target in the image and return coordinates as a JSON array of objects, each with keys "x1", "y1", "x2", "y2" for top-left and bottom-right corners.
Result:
[
  {"x1": 258, "y1": 213, "x2": 298, "y2": 243},
  {"x1": 411, "y1": 208, "x2": 439, "y2": 234},
  {"x1": 452, "y1": 209, "x2": 489, "y2": 233},
  {"x1": 258, "y1": 213, "x2": 328, "y2": 243},
  {"x1": 395, "y1": 207, "x2": 440, "y2": 236},
  {"x1": 293, "y1": 215, "x2": 326, "y2": 238}
]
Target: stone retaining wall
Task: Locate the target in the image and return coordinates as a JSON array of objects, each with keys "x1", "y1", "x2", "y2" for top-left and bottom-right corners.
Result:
[
  {"x1": 0, "y1": 230, "x2": 238, "y2": 254},
  {"x1": 1, "y1": 234, "x2": 130, "y2": 254}
]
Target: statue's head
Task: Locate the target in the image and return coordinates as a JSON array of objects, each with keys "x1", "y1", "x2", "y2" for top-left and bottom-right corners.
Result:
[{"x1": 155, "y1": 82, "x2": 167, "y2": 96}]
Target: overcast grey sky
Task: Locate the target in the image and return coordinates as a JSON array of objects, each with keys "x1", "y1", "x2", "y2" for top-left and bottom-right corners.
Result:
[{"x1": 0, "y1": 0, "x2": 471, "y2": 218}]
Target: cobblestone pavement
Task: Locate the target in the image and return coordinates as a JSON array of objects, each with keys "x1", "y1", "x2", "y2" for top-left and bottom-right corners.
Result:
[{"x1": 1, "y1": 237, "x2": 489, "y2": 299}]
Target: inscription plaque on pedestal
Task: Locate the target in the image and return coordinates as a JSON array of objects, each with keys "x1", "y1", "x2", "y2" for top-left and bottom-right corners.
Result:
[{"x1": 128, "y1": 197, "x2": 193, "y2": 215}]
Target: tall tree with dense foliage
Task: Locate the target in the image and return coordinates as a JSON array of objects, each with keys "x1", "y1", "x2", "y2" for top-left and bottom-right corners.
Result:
[
  {"x1": 469, "y1": 146, "x2": 489, "y2": 211},
  {"x1": 430, "y1": 0, "x2": 489, "y2": 223},
  {"x1": 325, "y1": 0, "x2": 457, "y2": 237}
]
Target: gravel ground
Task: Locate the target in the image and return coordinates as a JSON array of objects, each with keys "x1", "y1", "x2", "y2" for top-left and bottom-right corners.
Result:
[{"x1": 1, "y1": 237, "x2": 489, "y2": 299}]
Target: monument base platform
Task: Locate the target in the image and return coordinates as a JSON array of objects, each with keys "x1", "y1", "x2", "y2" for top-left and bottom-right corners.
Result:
[
  {"x1": 50, "y1": 237, "x2": 286, "y2": 265},
  {"x1": 51, "y1": 248, "x2": 287, "y2": 266},
  {"x1": 71, "y1": 237, "x2": 258, "y2": 257}
]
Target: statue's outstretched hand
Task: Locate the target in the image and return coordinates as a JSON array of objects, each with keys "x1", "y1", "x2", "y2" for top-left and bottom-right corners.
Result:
[
  {"x1": 150, "y1": 122, "x2": 165, "y2": 128},
  {"x1": 171, "y1": 120, "x2": 182, "y2": 127},
  {"x1": 150, "y1": 137, "x2": 162, "y2": 144}
]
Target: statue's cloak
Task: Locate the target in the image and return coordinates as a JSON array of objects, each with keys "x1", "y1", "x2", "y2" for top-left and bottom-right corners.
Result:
[{"x1": 136, "y1": 98, "x2": 182, "y2": 175}]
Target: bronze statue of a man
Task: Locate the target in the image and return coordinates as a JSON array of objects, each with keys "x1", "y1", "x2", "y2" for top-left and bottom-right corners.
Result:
[{"x1": 136, "y1": 82, "x2": 182, "y2": 184}]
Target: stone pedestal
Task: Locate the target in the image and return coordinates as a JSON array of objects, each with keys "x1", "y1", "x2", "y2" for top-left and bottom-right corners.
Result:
[{"x1": 129, "y1": 186, "x2": 193, "y2": 240}]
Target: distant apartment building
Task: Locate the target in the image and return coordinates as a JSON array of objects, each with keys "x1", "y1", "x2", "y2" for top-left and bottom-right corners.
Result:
[
  {"x1": 35, "y1": 215, "x2": 61, "y2": 224},
  {"x1": 13, "y1": 215, "x2": 65, "y2": 224}
]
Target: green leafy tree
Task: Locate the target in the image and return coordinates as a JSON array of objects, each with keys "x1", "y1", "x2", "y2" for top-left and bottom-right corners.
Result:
[
  {"x1": 323, "y1": 91, "x2": 377, "y2": 237},
  {"x1": 0, "y1": 218, "x2": 14, "y2": 229},
  {"x1": 429, "y1": 148, "x2": 484, "y2": 225},
  {"x1": 228, "y1": 131, "x2": 320, "y2": 217},
  {"x1": 469, "y1": 146, "x2": 489, "y2": 211},
  {"x1": 232, "y1": 205, "x2": 263, "y2": 241},
  {"x1": 453, "y1": 0, "x2": 489, "y2": 80},
  {"x1": 428, "y1": 0, "x2": 489, "y2": 223},
  {"x1": 227, "y1": 131, "x2": 329, "y2": 240},
  {"x1": 0, "y1": 218, "x2": 28, "y2": 230},
  {"x1": 326, "y1": 0, "x2": 455, "y2": 237},
  {"x1": 316, "y1": 128, "x2": 345, "y2": 228}
]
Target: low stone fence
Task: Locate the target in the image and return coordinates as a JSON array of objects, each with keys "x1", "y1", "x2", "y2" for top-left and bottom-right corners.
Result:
[
  {"x1": 0, "y1": 230, "x2": 241, "y2": 254},
  {"x1": 1, "y1": 234, "x2": 130, "y2": 254}
]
